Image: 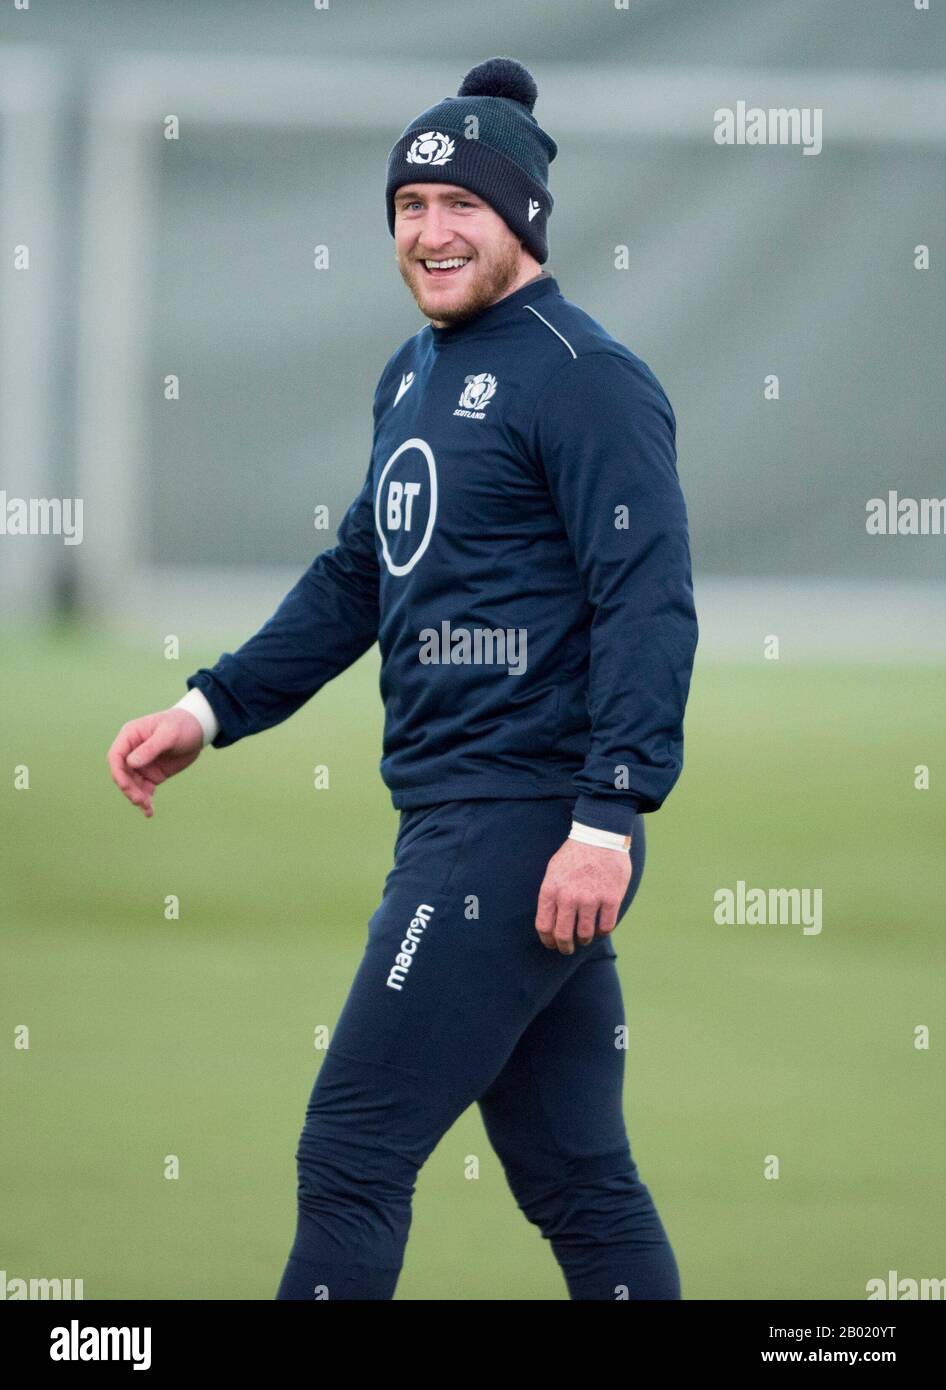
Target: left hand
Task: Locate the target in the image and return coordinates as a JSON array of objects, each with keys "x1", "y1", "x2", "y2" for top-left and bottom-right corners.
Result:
[{"x1": 534, "y1": 837, "x2": 632, "y2": 955}]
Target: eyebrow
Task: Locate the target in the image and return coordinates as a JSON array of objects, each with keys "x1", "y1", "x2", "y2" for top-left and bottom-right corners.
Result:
[{"x1": 395, "y1": 189, "x2": 479, "y2": 205}]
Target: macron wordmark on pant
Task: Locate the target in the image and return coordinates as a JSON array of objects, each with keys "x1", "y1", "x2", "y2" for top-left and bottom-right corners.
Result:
[{"x1": 184, "y1": 272, "x2": 699, "y2": 837}]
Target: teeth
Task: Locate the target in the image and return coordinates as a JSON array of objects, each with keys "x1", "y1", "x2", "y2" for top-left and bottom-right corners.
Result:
[{"x1": 424, "y1": 257, "x2": 470, "y2": 270}]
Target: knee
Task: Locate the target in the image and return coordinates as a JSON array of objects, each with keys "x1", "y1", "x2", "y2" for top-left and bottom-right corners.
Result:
[
  {"x1": 510, "y1": 1159, "x2": 665, "y2": 1248},
  {"x1": 509, "y1": 1163, "x2": 681, "y2": 1300},
  {"x1": 295, "y1": 1120, "x2": 414, "y2": 1204},
  {"x1": 294, "y1": 1119, "x2": 416, "y2": 1247}
]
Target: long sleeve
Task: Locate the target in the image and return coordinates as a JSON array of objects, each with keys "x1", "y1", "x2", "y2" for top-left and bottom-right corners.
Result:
[
  {"x1": 529, "y1": 350, "x2": 698, "y2": 837},
  {"x1": 184, "y1": 458, "x2": 380, "y2": 749}
]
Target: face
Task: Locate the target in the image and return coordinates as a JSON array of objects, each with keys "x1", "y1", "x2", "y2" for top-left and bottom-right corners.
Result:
[{"x1": 394, "y1": 184, "x2": 540, "y2": 328}]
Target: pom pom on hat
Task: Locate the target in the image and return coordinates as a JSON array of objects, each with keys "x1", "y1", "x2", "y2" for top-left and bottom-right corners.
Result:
[{"x1": 457, "y1": 57, "x2": 538, "y2": 113}]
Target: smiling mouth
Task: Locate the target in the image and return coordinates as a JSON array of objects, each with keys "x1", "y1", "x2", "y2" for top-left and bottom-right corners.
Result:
[{"x1": 418, "y1": 257, "x2": 472, "y2": 279}]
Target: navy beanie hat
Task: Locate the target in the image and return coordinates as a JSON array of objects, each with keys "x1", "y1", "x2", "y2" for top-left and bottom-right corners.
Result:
[{"x1": 385, "y1": 56, "x2": 558, "y2": 265}]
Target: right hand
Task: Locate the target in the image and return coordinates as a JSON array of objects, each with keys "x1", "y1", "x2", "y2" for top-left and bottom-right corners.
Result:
[{"x1": 106, "y1": 708, "x2": 205, "y2": 818}]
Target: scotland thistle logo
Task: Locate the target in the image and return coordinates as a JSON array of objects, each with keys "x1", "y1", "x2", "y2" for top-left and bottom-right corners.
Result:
[
  {"x1": 454, "y1": 373, "x2": 498, "y2": 419},
  {"x1": 406, "y1": 131, "x2": 455, "y2": 166}
]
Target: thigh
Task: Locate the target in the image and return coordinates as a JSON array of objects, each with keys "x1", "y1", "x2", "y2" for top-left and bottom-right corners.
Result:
[
  {"x1": 477, "y1": 815, "x2": 648, "y2": 1175},
  {"x1": 314, "y1": 798, "x2": 637, "y2": 1165},
  {"x1": 477, "y1": 950, "x2": 637, "y2": 1182}
]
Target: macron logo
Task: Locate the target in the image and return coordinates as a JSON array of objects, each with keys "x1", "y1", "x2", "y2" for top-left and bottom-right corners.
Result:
[
  {"x1": 394, "y1": 372, "x2": 415, "y2": 407},
  {"x1": 386, "y1": 902, "x2": 434, "y2": 991},
  {"x1": 527, "y1": 198, "x2": 540, "y2": 222}
]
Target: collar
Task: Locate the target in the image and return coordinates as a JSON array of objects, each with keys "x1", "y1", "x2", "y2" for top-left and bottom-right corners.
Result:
[{"x1": 427, "y1": 271, "x2": 559, "y2": 349}]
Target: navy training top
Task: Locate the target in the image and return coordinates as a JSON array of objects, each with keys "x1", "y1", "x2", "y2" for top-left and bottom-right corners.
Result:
[{"x1": 185, "y1": 272, "x2": 699, "y2": 836}]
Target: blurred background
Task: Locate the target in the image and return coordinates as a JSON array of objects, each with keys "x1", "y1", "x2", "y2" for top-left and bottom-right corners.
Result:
[{"x1": 2, "y1": 0, "x2": 944, "y2": 1301}]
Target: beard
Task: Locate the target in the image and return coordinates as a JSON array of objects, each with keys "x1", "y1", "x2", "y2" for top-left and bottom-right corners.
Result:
[{"x1": 398, "y1": 239, "x2": 524, "y2": 327}]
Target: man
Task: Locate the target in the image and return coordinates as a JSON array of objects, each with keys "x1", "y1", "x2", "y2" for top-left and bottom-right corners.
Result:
[{"x1": 107, "y1": 56, "x2": 698, "y2": 1300}]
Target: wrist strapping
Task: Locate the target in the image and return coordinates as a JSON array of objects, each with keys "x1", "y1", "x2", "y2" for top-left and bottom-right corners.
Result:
[{"x1": 568, "y1": 820, "x2": 631, "y2": 853}]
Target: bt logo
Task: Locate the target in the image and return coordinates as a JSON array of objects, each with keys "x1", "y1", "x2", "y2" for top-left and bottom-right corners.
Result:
[
  {"x1": 374, "y1": 438, "x2": 438, "y2": 576},
  {"x1": 386, "y1": 481, "x2": 421, "y2": 531}
]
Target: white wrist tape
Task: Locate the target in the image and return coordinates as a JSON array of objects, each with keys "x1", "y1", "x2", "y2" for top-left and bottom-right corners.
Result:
[
  {"x1": 173, "y1": 688, "x2": 220, "y2": 748},
  {"x1": 568, "y1": 820, "x2": 631, "y2": 853}
]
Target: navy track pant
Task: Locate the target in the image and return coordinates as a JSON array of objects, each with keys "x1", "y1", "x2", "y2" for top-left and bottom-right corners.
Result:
[{"x1": 274, "y1": 796, "x2": 680, "y2": 1300}]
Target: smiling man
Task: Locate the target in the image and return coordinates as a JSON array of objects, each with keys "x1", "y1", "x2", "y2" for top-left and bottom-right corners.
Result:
[
  {"x1": 107, "y1": 56, "x2": 698, "y2": 1301},
  {"x1": 394, "y1": 181, "x2": 533, "y2": 327}
]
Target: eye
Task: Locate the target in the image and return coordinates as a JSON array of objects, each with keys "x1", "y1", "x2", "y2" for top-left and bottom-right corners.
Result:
[{"x1": 399, "y1": 198, "x2": 474, "y2": 213}]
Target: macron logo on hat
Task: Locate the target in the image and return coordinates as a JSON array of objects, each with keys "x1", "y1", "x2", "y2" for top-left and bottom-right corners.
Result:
[{"x1": 528, "y1": 198, "x2": 541, "y2": 221}]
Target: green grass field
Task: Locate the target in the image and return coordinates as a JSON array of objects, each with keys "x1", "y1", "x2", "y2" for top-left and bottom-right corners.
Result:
[{"x1": 3, "y1": 622, "x2": 944, "y2": 1300}]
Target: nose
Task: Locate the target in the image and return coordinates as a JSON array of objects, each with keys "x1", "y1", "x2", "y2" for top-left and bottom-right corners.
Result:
[{"x1": 416, "y1": 207, "x2": 458, "y2": 256}]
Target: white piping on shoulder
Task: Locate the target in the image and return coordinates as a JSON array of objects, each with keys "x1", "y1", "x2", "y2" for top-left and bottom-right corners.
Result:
[{"x1": 523, "y1": 305, "x2": 577, "y2": 359}]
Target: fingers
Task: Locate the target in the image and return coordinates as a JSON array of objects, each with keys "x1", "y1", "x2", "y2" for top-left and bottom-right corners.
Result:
[
  {"x1": 596, "y1": 897, "x2": 620, "y2": 937},
  {"x1": 552, "y1": 897, "x2": 578, "y2": 954},
  {"x1": 550, "y1": 896, "x2": 602, "y2": 954},
  {"x1": 136, "y1": 774, "x2": 159, "y2": 816},
  {"x1": 536, "y1": 891, "x2": 585, "y2": 954},
  {"x1": 536, "y1": 893, "x2": 624, "y2": 955},
  {"x1": 127, "y1": 736, "x2": 162, "y2": 770},
  {"x1": 106, "y1": 724, "x2": 159, "y2": 817},
  {"x1": 574, "y1": 899, "x2": 598, "y2": 948},
  {"x1": 534, "y1": 884, "x2": 557, "y2": 951}
]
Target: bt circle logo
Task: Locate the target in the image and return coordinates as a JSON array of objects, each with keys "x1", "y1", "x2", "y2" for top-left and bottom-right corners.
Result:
[{"x1": 374, "y1": 438, "x2": 438, "y2": 576}]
